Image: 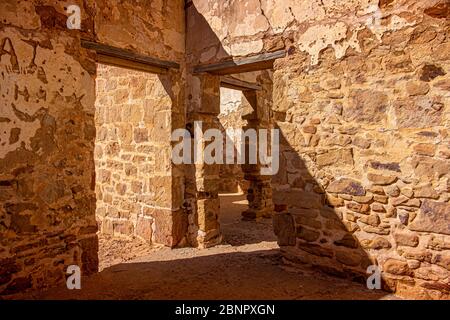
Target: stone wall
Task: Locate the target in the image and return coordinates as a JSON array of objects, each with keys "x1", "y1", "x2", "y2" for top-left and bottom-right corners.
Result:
[
  {"x1": 95, "y1": 0, "x2": 185, "y2": 62},
  {"x1": 0, "y1": 0, "x2": 185, "y2": 295},
  {"x1": 0, "y1": 0, "x2": 98, "y2": 295},
  {"x1": 95, "y1": 64, "x2": 177, "y2": 245},
  {"x1": 187, "y1": 0, "x2": 450, "y2": 298}
]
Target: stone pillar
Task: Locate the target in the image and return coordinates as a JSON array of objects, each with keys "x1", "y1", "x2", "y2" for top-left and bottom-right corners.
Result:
[
  {"x1": 241, "y1": 90, "x2": 274, "y2": 220},
  {"x1": 185, "y1": 73, "x2": 223, "y2": 248}
]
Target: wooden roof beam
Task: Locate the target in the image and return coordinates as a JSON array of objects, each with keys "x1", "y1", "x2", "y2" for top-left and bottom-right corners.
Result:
[
  {"x1": 220, "y1": 76, "x2": 262, "y2": 91},
  {"x1": 81, "y1": 40, "x2": 180, "y2": 74},
  {"x1": 193, "y1": 50, "x2": 286, "y2": 75}
]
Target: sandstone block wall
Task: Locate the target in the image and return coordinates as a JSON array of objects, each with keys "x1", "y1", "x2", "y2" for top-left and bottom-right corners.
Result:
[
  {"x1": 188, "y1": 0, "x2": 450, "y2": 298},
  {"x1": 95, "y1": 64, "x2": 176, "y2": 245}
]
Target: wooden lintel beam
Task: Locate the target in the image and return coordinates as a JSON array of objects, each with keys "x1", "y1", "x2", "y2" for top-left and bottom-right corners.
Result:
[
  {"x1": 193, "y1": 50, "x2": 286, "y2": 75},
  {"x1": 81, "y1": 40, "x2": 180, "y2": 73},
  {"x1": 97, "y1": 54, "x2": 167, "y2": 74},
  {"x1": 220, "y1": 76, "x2": 262, "y2": 91}
]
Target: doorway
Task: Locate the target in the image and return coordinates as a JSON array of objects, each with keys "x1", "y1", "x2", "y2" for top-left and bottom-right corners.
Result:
[
  {"x1": 94, "y1": 63, "x2": 173, "y2": 269},
  {"x1": 217, "y1": 71, "x2": 277, "y2": 246}
]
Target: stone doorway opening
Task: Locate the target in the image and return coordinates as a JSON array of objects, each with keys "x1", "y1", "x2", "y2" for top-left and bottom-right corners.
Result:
[
  {"x1": 94, "y1": 63, "x2": 173, "y2": 270},
  {"x1": 217, "y1": 71, "x2": 277, "y2": 246},
  {"x1": 218, "y1": 86, "x2": 251, "y2": 245}
]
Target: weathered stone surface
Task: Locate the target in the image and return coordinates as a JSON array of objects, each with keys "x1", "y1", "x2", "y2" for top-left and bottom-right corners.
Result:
[
  {"x1": 394, "y1": 231, "x2": 420, "y2": 247},
  {"x1": 409, "y1": 201, "x2": 450, "y2": 235},
  {"x1": 414, "y1": 143, "x2": 436, "y2": 156},
  {"x1": 369, "y1": 161, "x2": 401, "y2": 172},
  {"x1": 361, "y1": 237, "x2": 391, "y2": 250},
  {"x1": 401, "y1": 249, "x2": 432, "y2": 263},
  {"x1": 359, "y1": 214, "x2": 380, "y2": 227},
  {"x1": 407, "y1": 260, "x2": 421, "y2": 269},
  {"x1": 0, "y1": 258, "x2": 21, "y2": 286},
  {"x1": 135, "y1": 217, "x2": 153, "y2": 242},
  {"x1": 273, "y1": 190, "x2": 323, "y2": 209},
  {"x1": 404, "y1": 198, "x2": 421, "y2": 208},
  {"x1": 406, "y1": 81, "x2": 430, "y2": 96},
  {"x1": 297, "y1": 242, "x2": 333, "y2": 258},
  {"x1": 374, "y1": 195, "x2": 388, "y2": 204},
  {"x1": 295, "y1": 216, "x2": 322, "y2": 229},
  {"x1": 327, "y1": 178, "x2": 365, "y2": 196},
  {"x1": 424, "y1": 2, "x2": 450, "y2": 19},
  {"x1": 432, "y1": 253, "x2": 450, "y2": 271},
  {"x1": 352, "y1": 136, "x2": 371, "y2": 149},
  {"x1": 2, "y1": 276, "x2": 32, "y2": 295},
  {"x1": 362, "y1": 226, "x2": 390, "y2": 235},
  {"x1": 394, "y1": 99, "x2": 443, "y2": 128},
  {"x1": 335, "y1": 249, "x2": 362, "y2": 267},
  {"x1": 420, "y1": 64, "x2": 446, "y2": 82},
  {"x1": 371, "y1": 203, "x2": 386, "y2": 213},
  {"x1": 273, "y1": 213, "x2": 296, "y2": 246},
  {"x1": 326, "y1": 194, "x2": 344, "y2": 207},
  {"x1": 352, "y1": 195, "x2": 373, "y2": 204},
  {"x1": 316, "y1": 149, "x2": 353, "y2": 167},
  {"x1": 0, "y1": 2, "x2": 104, "y2": 293},
  {"x1": 427, "y1": 235, "x2": 450, "y2": 251},
  {"x1": 383, "y1": 259, "x2": 413, "y2": 276},
  {"x1": 414, "y1": 185, "x2": 439, "y2": 199},
  {"x1": 401, "y1": 188, "x2": 414, "y2": 198},
  {"x1": 80, "y1": 236, "x2": 99, "y2": 275},
  {"x1": 296, "y1": 226, "x2": 320, "y2": 242},
  {"x1": 397, "y1": 212, "x2": 410, "y2": 227},
  {"x1": 385, "y1": 185, "x2": 400, "y2": 197},
  {"x1": 302, "y1": 125, "x2": 317, "y2": 134},
  {"x1": 196, "y1": 199, "x2": 220, "y2": 232},
  {"x1": 153, "y1": 209, "x2": 188, "y2": 247},
  {"x1": 334, "y1": 234, "x2": 358, "y2": 249},
  {"x1": 367, "y1": 173, "x2": 397, "y2": 186},
  {"x1": 95, "y1": 64, "x2": 180, "y2": 247},
  {"x1": 391, "y1": 195, "x2": 409, "y2": 207},
  {"x1": 344, "y1": 90, "x2": 388, "y2": 124},
  {"x1": 319, "y1": 207, "x2": 341, "y2": 220}
]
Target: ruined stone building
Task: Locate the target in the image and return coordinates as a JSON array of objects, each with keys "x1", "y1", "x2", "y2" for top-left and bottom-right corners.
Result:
[{"x1": 0, "y1": 0, "x2": 449, "y2": 299}]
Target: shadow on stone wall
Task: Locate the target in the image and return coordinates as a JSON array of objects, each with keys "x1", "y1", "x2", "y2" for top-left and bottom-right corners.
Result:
[
  {"x1": 273, "y1": 124, "x2": 388, "y2": 289},
  {"x1": 185, "y1": 1, "x2": 390, "y2": 296}
]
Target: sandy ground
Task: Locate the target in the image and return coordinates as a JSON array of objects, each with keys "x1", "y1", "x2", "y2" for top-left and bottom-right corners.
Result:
[{"x1": 23, "y1": 193, "x2": 398, "y2": 300}]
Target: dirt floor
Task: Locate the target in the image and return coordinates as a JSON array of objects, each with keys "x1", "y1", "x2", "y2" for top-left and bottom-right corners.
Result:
[{"x1": 22, "y1": 193, "x2": 398, "y2": 300}]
